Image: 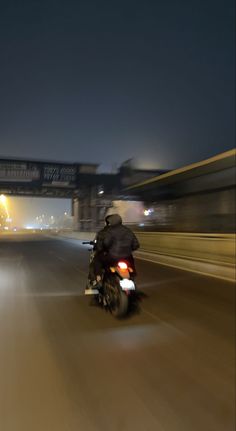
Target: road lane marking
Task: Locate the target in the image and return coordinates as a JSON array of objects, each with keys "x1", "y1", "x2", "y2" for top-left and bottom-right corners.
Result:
[
  {"x1": 140, "y1": 306, "x2": 187, "y2": 337},
  {"x1": 16, "y1": 291, "x2": 84, "y2": 297},
  {"x1": 72, "y1": 266, "x2": 87, "y2": 276},
  {"x1": 56, "y1": 255, "x2": 66, "y2": 262},
  {"x1": 138, "y1": 275, "x2": 191, "y2": 290},
  {"x1": 48, "y1": 250, "x2": 87, "y2": 275}
]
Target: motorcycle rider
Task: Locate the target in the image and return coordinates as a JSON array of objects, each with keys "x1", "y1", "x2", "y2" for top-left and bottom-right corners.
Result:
[
  {"x1": 86, "y1": 215, "x2": 111, "y2": 289},
  {"x1": 92, "y1": 214, "x2": 140, "y2": 285}
]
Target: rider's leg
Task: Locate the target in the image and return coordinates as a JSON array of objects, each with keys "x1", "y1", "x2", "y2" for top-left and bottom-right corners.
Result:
[{"x1": 92, "y1": 252, "x2": 105, "y2": 286}]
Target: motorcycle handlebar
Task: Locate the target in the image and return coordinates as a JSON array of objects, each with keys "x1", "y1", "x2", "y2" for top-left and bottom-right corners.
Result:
[{"x1": 82, "y1": 241, "x2": 94, "y2": 245}]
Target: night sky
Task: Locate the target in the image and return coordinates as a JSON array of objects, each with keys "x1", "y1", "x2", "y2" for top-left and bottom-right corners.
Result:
[{"x1": 0, "y1": 0, "x2": 235, "y2": 172}]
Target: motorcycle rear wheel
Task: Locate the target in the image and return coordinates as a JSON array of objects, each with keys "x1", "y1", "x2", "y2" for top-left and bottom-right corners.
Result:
[{"x1": 107, "y1": 278, "x2": 128, "y2": 318}]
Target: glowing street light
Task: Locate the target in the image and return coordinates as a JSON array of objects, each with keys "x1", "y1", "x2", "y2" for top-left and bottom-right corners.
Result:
[
  {"x1": 0, "y1": 194, "x2": 10, "y2": 218},
  {"x1": 0, "y1": 194, "x2": 7, "y2": 204}
]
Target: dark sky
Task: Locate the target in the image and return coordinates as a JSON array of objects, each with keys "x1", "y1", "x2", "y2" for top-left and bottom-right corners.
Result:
[{"x1": 0, "y1": 0, "x2": 235, "y2": 171}]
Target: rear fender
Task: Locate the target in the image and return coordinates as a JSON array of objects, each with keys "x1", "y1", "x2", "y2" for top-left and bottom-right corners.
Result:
[{"x1": 109, "y1": 266, "x2": 130, "y2": 279}]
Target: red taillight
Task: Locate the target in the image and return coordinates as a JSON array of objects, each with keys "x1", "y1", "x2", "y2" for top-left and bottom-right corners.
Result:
[{"x1": 118, "y1": 261, "x2": 128, "y2": 270}]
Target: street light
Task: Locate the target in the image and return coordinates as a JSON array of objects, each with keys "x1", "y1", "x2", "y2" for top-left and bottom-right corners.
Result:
[
  {"x1": 0, "y1": 194, "x2": 10, "y2": 218},
  {"x1": 0, "y1": 194, "x2": 7, "y2": 205}
]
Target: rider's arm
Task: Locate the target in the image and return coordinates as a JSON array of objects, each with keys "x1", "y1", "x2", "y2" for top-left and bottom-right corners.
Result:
[
  {"x1": 96, "y1": 229, "x2": 106, "y2": 252},
  {"x1": 131, "y1": 233, "x2": 140, "y2": 251}
]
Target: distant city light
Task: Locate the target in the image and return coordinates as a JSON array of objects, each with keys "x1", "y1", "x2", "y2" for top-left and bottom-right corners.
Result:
[
  {"x1": 144, "y1": 208, "x2": 154, "y2": 216},
  {"x1": 2, "y1": 197, "x2": 71, "y2": 229}
]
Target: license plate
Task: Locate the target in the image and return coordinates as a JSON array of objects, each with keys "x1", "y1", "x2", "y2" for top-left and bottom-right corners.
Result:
[{"x1": 120, "y1": 279, "x2": 135, "y2": 290}]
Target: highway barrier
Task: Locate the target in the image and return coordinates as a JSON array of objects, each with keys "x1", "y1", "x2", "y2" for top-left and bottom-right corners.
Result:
[
  {"x1": 134, "y1": 232, "x2": 235, "y2": 282},
  {"x1": 56, "y1": 230, "x2": 235, "y2": 282}
]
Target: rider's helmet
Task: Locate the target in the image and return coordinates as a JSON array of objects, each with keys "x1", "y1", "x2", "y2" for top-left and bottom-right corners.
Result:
[
  {"x1": 105, "y1": 215, "x2": 111, "y2": 226},
  {"x1": 107, "y1": 214, "x2": 122, "y2": 226}
]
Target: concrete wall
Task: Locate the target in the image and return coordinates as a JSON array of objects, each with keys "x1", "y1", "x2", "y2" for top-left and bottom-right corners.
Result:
[
  {"x1": 138, "y1": 188, "x2": 236, "y2": 233},
  {"x1": 56, "y1": 230, "x2": 235, "y2": 282},
  {"x1": 135, "y1": 232, "x2": 235, "y2": 282}
]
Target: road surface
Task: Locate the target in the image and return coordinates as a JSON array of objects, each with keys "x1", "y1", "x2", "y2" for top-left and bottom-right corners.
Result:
[{"x1": 0, "y1": 234, "x2": 235, "y2": 431}]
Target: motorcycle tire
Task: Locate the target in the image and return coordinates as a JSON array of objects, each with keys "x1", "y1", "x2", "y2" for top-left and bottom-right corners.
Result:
[{"x1": 109, "y1": 280, "x2": 129, "y2": 318}]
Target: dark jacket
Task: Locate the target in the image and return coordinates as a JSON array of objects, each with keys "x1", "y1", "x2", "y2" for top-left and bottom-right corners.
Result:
[
  {"x1": 94, "y1": 225, "x2": 110, "y2": 253},
  {"x1": 103, "y1": 214, "x2": 140, "y2": 258}
]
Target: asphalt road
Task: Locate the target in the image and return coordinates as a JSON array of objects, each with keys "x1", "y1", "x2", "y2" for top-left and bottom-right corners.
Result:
[{"x1": 0, "y1": 234, "x2": 235, "y2": 431}]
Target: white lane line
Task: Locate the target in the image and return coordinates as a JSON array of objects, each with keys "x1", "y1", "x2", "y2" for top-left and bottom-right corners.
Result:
[
  {"x1": 72, "y1": 266, "x2": 87, "y2": 276},
  {"x1": 138, "y1": 275, "x2": 191, "y2": 290},
  {"x1": 17, "y1": 291, "x2": 84, "y2": 298},
  {"x1": 140, "y1": 306, "x2": 187, "y2": 337},
  {"x1": 140, "y1": 307, "x2": 162, "y2": 322},
  {"x1": 48, "y1": 250, "x2": 67, "y2": 263},
  {"x1": 56, "y1": 255, "x2": 66, "y2": 262},
  {"x1": 48, "y1": 249, "x2": 88, "y2": 277}
]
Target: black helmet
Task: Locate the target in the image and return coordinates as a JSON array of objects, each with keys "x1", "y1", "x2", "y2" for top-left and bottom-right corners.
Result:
[
  {"x1": 105, "y1": 215, "x2": 111, "y2": 225},
  {"x1": 107, "y1": 214, "x2": 122, "y2": 226}
]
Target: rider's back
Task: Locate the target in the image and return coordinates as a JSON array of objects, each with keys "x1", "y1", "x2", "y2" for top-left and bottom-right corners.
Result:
[{"x1": 103, "y1": 214, "x2": 139, "y2": 259}]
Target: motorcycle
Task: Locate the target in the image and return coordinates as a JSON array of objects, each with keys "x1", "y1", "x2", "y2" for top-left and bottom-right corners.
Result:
[{"x1": 83, "y1": 241, "x2": 137, "y2": 318}]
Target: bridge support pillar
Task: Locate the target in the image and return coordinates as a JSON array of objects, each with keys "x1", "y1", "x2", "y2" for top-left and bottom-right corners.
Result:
[
  {"x1": 72, "y1": 187, "x2": 114, "y2": 232},
  {"x1": 72, "y1": 197, "x2": 80, "y2": 231}
]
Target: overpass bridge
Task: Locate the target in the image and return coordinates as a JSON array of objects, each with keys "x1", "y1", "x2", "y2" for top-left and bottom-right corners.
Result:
[
  {"x1": 0, "y1": 157, "x2": 162, "y2": 230},
  {"x1": 0, "y1": 158, "x2": 99, "y2": 198}
]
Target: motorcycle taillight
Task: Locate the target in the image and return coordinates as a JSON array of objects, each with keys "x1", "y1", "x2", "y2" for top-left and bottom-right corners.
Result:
[{"x1": 118, "y1": 261, "x2": 128, "y2": 270}]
